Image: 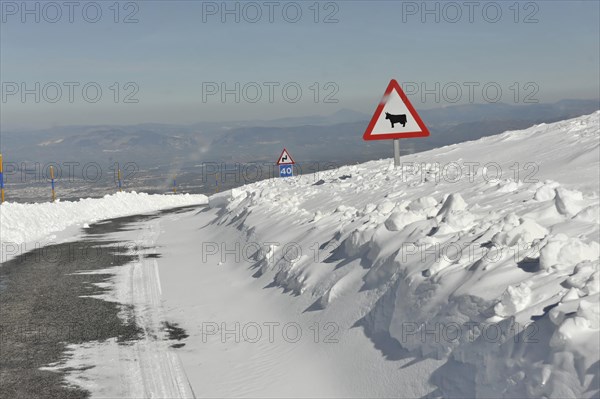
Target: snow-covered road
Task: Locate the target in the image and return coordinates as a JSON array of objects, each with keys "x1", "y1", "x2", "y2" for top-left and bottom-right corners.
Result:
[
  {"x1": 47, "y1": 205, "x2": 440, "y2": 397},
  {"x1": 155, "y1": 206, "x2": 441, "y2": 398}
]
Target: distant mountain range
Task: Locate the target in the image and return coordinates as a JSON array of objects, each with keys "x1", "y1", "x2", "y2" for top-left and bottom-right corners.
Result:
[{"x1": 1, "y1": 99, "x2": 598, "y2": 168}]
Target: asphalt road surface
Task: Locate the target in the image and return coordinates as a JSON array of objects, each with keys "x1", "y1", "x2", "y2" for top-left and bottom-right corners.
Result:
[{"x1": 0, "y1": 206, "x2": 201, "y2": 399}]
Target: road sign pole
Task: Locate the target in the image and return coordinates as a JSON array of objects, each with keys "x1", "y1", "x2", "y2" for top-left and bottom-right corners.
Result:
[
  {"x1": 393, "y1": 139, "x2": 400, "y2": 168},
  {"x1": 0, "y1": 153, "x2": 4, "y2": 204}
]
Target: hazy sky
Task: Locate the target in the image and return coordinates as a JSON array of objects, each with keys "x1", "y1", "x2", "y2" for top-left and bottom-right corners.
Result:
[{"x1": 1, "y1": 0, "x2": 599, "y2": 129}]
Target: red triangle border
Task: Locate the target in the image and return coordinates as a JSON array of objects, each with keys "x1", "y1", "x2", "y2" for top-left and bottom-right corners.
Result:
[
  {"x1": 276, "y1": 148, "x2": 295, "y2": 165},
  {"x1": 363, "y1": 79, "x2": 430, "y2": 140}
]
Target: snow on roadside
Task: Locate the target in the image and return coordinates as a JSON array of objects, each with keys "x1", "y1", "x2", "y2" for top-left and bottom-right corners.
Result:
[
  {"x1": 0, "y1": 191, "x2": 208, "y2": 262},
  {"x1": 41, "y1": 216, "x2": 196, "y2": 398},
  {"x1": 203, "y1": 111, "x2": 600, "y2": 398}
]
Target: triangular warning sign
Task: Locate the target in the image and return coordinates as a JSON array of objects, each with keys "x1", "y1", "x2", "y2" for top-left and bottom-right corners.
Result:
[
  {"x1": 276, "y1": 148, "x2": 295, "y2": 165},
  {"x1": 363, "y1": 79, "x2": 430, "y2": 140}
]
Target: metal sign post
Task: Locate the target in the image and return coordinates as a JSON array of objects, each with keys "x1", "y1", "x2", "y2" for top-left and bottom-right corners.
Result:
[
  {"x1": 393, "y1": 139, "x2": 400, "y2": 168},
  {"x1": 0, "y1": 153, "x2": 4, "y2": 203}
]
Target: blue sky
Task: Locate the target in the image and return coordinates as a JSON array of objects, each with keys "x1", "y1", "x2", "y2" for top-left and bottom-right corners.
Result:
[{"x1": 1, "y1": 0, "x2": 599, "y2": 128}]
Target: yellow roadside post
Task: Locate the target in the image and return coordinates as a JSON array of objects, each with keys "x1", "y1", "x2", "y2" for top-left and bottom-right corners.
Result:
[{"x1": 50, "y1": 165, "x2": 56, "y2": 202}]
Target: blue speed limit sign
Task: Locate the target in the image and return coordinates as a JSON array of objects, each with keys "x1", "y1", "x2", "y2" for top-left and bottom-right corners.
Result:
[{"x1": 279, "y1": 165, "x2": 293, "y2": 177}]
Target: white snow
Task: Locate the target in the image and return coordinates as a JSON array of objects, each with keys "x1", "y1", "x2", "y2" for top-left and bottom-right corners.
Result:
[
  {"x1": 0, "y1": 191, "x2": 208, "y2": 262},
  {"x1": 5, "y1": 111, "x2": 599, "y2": 398},
  {"x1": 173, "y1": 111, "x2": 598, "y2": 398}
]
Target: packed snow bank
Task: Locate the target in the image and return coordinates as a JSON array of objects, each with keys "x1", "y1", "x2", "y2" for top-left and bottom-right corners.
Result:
[
  {"x1": 0, "y1": 192, "x2": 208, "y2": 260},
  {"x1": 202, "y1": 112, "x2": 599, "y2": 398}
]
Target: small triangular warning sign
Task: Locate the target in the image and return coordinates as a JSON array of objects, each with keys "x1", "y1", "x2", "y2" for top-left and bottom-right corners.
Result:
[
  {"x1": 277, "y1": 148, "x2": 295, "y2": 165},
  {"x1": 363, "y1": 79, "x2": 430, "y2": 140}
]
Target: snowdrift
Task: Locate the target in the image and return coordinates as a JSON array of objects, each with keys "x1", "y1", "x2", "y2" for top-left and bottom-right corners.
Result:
[
  {"x1": 205, "y1": 112, "x2": 600, "y2": 398},
  {"x1": 0, "y1": 191, "x2": 208, "y2": 260}
]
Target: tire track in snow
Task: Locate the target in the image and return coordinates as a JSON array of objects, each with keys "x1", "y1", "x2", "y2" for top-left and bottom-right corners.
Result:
[{"x1": 119, "y1": 216, "x2": 196, "y2": 398}]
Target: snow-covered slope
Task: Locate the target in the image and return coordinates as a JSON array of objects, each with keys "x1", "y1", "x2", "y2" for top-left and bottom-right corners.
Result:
[
  {"x1": 0, "y1": 192, "x2": 208, "y2": 261},
  {"x1": 3, "y1": 113, "x2": 598, "y2": 398},
  {"x1": 202, "y1": 112, "x2": 599, "y2": 398}
]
